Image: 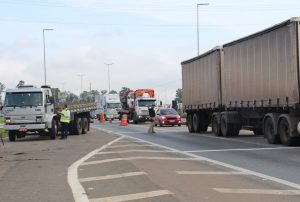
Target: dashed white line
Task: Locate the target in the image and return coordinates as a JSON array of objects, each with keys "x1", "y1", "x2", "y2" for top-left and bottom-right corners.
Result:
[
  {"x1": 184, "y1": 147, "x2": 300, "y2": 153},
  {"x1": 79, "y1": 172, "x2": 147, "y2": 182},
  {"x1": 108, "y1": 144, "x2": 157, "y2": 148},
  {"x1": 89, "y1": 190, "x2": 173, "y2": 202},
  {"x1": 97, "y1": 150, "x2": 177, "y2": 155},
  {"x1": 176, "y1": 171, "x2": 247, "y2": 175},
  {"x1": 67, "y1": 136, "x2": 124, "y2": 202},
  {"x1": 81, "y1": 156, "x2": 197, "y2": 166},
  {"x1": 213, "y1": 188, "x2": 300, "y2": 195}
]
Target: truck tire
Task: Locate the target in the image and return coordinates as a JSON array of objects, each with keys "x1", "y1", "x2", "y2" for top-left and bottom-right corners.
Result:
[
  {"x1": 50, "y1": 119, "x2": 57, "y2": 140},
  {"x1": 212, "y1": 116, "x2": 222, "y2": 136},
  {"x1": 82, "y1": 117, "x2": 88, "y2": 134},
  {"x1": 278, "y1": 117, "x2": 294, "y2": 146},
  {"x1": 264, "y1": 117, "x2": 280, "y2": 144},
  {"x1": 74, "y1": 118, "x2": 82, "y2": 135},
  {"x1": 193, "y1": 114, "x2": 200, "y2": 132},
  {"x1": 187, "y1": 114, "x2": 194, "y2": 133},
  {"x1": 8, "y1": 131, "x2": 16, "y2": 142},
  {"x1": 133, "y1": 113, "x2": 138, "y2": 124},
  {"x1": 220, "y1": 115, "x2": 240, "y2": 137},
  {"x1": 199, "y1": 113, "x2": 209, "y2": 132}
]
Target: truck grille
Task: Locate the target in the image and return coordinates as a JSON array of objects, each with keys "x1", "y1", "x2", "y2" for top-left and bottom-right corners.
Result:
[{"x1": 141, "y1": 110, "x2": 149, "y2": 116}]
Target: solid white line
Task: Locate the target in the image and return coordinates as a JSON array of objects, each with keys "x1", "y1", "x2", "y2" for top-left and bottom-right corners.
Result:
[
  {"x1": 81, "y1": 157, "x2": 197, "y2": 166},
  {"x1": 91, "y1": 126, "x2": 300, "y2": 190},
  {"x1": 108, "y1": 144, "x2": 158, "y2": 148},
  {"x1": 79, "y1": 172, "x2": 147, "y2": 182},
  {"x1": 67, "y1": 136, "x2": 124, "y2": 202},
  {"x1": 184, "y1": 147, "x2": 300, "y2": 153},
  {"x1": 213, "y1": 188, "x2": 300, "y2": 195},
  {"x1": 98, "y1": 150, "x2": 176, "y2": 155},
  {"x1": 176, "y1": 171, "x2": 247, "y2": 175},
  {"x1": 116, "y1": 140, "x2": 144, "y2": 143},
  {"x1": 89, "y1": 190, "x2": 173, "y2": 202}
]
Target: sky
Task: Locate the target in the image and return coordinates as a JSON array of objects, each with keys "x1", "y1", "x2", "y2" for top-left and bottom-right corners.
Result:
[{"x1": 0, "y1": 0, "x2": 299, "y2": 104}]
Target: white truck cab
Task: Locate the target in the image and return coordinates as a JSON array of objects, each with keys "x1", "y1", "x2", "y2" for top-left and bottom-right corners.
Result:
[
  {"x1": 96, "y1": 94, "x2": 121, "y2": 120},
  {"x1": 2, "y1": 85, "x2": 56, "y2": 141}
]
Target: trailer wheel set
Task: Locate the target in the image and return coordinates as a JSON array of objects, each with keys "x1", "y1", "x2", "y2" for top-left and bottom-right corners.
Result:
[{"x1": 182, "y1": 18, "x2": 300, "y2": 146}]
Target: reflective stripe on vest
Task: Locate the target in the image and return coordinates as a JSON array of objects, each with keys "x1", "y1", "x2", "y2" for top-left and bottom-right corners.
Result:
[{"x1": 60, "y1": 109, "x2": 70, "y2": 123}]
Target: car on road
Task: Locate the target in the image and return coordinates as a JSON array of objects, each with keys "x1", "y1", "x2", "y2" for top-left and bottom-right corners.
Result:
[{"x1": 154, "y1": 108, "x2": 181, "y2": 127}]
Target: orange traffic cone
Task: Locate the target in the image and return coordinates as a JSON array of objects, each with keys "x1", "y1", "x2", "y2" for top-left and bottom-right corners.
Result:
[
  {"x1": 120, "y1": 114, "x2": 128, "y2": 126},
  {"x1": 100, "y1": 112, "x2": 105, "y2": 124}
]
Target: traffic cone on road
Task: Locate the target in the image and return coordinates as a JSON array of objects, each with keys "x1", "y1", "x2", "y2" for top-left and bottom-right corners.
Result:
[
  {"x1": 120, "y1": 114, "x2": 128, "y2": 126},
  {"x1": 100, "y1": 113, "x2": 105, "y2": 124}
]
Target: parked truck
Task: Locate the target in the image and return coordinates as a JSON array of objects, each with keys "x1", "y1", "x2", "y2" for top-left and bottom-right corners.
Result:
[
  {"x1": 95, "y1": 94, "x2": 122, "y2": 120},
  {"x1": 182, "y1": 17, "x2": 300, "y2": 146},
  {"x1": 2, "y1": 85, "x2": 96, "y2": 141},
  {"x1": 119, "y1": 89, "x2": 156, "y2": 123}
]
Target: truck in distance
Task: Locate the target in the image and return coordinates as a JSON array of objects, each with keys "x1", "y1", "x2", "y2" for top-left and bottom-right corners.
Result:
[
  {"x1": 2, "y1": 85, "x2": 96, "y2": 141},
  {"x1": 119, "y1": 89, "x2": 156, "y2": 124},
  {"x1": 95, "y1": 94, "x2": 122, "y2": 120},
  {"x1": 182, "y1": 17, "x2": 300, "y2": 146}
]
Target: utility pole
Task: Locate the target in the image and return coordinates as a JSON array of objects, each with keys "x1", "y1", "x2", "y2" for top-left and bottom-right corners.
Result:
[
  {"x1": 43, "y1": 28, "x2": 54, "y2": 85},
  {"x1": 77, "y1": 74, "x2": 85, "y2": 96},
  {"x1": 104, "y1": 63, "x2": 113, "y2": 92},
  {"x1": 197, "y1": 3, "x2": 209, "y2": 56}
]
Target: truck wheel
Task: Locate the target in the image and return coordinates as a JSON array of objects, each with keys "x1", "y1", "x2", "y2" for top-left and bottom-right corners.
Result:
[
  {"x1": 199, "y1": 113, "x2": 209, "y2": 132},
  {"x1": 193, "y1": 114, "x2": 200, "y2": 132},
  {"x1": 278, "y1": 117, "x2": 294, "y2": 146},
  {"x1": 74, "y1": 118, "x2": 82, "y2": 135},
  {"x1": 133, "y1": 113, "x2": 138, "y2": 124},
  {"x1": 50, "y1": 119, "x2": 57, "y2": 140},
  {"x1": 82, "y1": 118, "x2": 88, "y2": 134},
  {"x1": 8, "y1": 131, "x2": 16, "y2": 142},
  {"x1": 220, "y1": 115, "x2": 239, "y2": 137},
  {"x1": 187, "y1": 114, "x2": 194, "y2": 133},
  {"x1": 212, "y1": 116, "x2": 222, "y2": 136},
  {"x1": 264, "y1": 117, "x2": 280, "y2": 144}
]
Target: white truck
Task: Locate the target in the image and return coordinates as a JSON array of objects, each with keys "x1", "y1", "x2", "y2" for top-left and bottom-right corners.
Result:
[
  {"x1": 1, "y1": 85, "x2": 96, "y2": 141},
  {"x1": 119, "y1": 89, "x2": 156, "y2": 123},
  {"x1": 95, "y1": 94, "x2": 121, "y2": 120}
]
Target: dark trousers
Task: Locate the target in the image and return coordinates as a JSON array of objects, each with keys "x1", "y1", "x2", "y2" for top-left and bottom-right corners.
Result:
[{"x1": 61, "y1": 122, "x2": 69, "y2": 139}]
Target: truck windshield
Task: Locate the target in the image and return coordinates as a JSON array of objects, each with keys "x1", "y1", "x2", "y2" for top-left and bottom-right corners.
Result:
[
  {"x1": 107, "y1": 103, "x2": 121, "y2": 108},
  {"x1": 4, "y1": 92, "x2": 43, "y2": 107},
  {"x1": 138, "y1": 100, "x2": 156, "y2": 107}
]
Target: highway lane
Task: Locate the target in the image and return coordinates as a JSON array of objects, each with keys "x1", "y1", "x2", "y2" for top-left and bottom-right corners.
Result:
[{"x1": 92, "y1": 121, "x2": 300, "y2": 187}]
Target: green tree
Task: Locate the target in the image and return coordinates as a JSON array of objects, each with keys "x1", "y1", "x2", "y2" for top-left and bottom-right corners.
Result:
[
  {"x1": 175, "y1": 88, "x2": 183, "y2": 103},
  {"x1": 109, "y1": 90, "x2": 117, "y2": 94},
  {"x1": 16, "y1": 80, "x2": 25, "y2": 87},
  {"x1": 101, "y1": 90, "x2": 107, "y2": 95},
  {"x1": 119, "y1": 87, "x2": 130, "y2": 99}
]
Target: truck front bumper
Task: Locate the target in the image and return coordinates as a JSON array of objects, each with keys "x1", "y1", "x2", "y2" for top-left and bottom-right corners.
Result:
[{"x1": 4, "y1": 123, "x2": 47, "y2": 131}]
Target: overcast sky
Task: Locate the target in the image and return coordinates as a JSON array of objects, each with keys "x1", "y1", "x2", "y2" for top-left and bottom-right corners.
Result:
[{"x1": 0, "y1": 0, "x2": 299, "y2": 104}]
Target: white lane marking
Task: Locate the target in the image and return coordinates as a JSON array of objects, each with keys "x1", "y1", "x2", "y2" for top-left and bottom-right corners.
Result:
[
  {"x1": 116, "y1": 140, "x2": 144, "y2": 143},
  {"x1": 91, "y1": 126, "x2": 300, "y2": 190},
  {"x1": 68, "y1": 136, "x2": 124, "y2": 202},
  {"x1": 81, "y1": 157, "x2": 197, "y2": 166},
  {"x1": 89, "y1": 190, "x2": 173, "y2": 202},
  {"x1": 184, "y1": 147, "x2": 300, "y2": 153},
  {"x1": 79, "y1": 172, "x2": 147, "y2": 182},
  {"x1": 176, "y1": 171, "x2": 247, "y2": 175},
  {"x1": 98, "y1": 150, "x2": 177, "y2": 155},
  {"x1": 108, "y1": 144, "x2": 157, "y2": 148},
  {"x1": 214, "y1": 188, "x2": 300, "y2": 195}
]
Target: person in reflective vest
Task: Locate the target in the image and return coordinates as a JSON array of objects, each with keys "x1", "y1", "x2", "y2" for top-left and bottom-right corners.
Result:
[{"x1": 60, "y1": 104, "x2": 70, "y2": 139}]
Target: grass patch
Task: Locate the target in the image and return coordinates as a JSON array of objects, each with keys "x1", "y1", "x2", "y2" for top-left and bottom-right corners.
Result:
[
  {"x1": 0, "y1": 117, "x2": 4, "y2": 123},
  {"x1": 0, "y1": 128, "x2": 7, "y2": 138}
]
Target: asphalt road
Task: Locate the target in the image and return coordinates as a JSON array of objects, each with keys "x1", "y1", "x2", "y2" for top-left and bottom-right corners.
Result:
[{"x1": 1, "y1": 121, "x2": 300, "y2": 202}]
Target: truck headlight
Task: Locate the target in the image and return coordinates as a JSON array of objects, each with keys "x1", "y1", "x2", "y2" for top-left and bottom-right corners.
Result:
[
  {"x1": 36, "y1": 116, "x2": 43, "y2": 122},
  {"x1": 5, "y1": 118, "x2": 11, "y2": 124}
]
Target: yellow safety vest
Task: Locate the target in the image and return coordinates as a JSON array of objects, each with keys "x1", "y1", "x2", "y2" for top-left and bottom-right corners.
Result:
[{"x1": 60, "y1": 109, "x2": 70, "y2": 123}]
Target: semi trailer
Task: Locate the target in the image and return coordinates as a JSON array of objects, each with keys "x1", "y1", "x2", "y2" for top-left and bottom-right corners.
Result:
[
  {"x1": 95, "y1": 94, "x2": 122, "y2": 120},
  {"x1": 182, "y1": 17, "x2": 300, "y2": 146},
  {"x1": 2, "y1": 85, "x2": 96, "y2": 141}
]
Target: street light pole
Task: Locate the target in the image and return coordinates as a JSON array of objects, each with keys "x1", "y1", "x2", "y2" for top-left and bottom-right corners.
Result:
[
  {"x1": 105, "y1": 63, "x2": 113, "y2": 92},
  {"x1": 197, "y1": 3, "x2": 209, "y2": 56},
  {"x1": 43, "y1": 28, "x2": 54, "y2": 85},
  {"x1": 77, "y1": 74, "x2": 85, "y2": 96}
]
